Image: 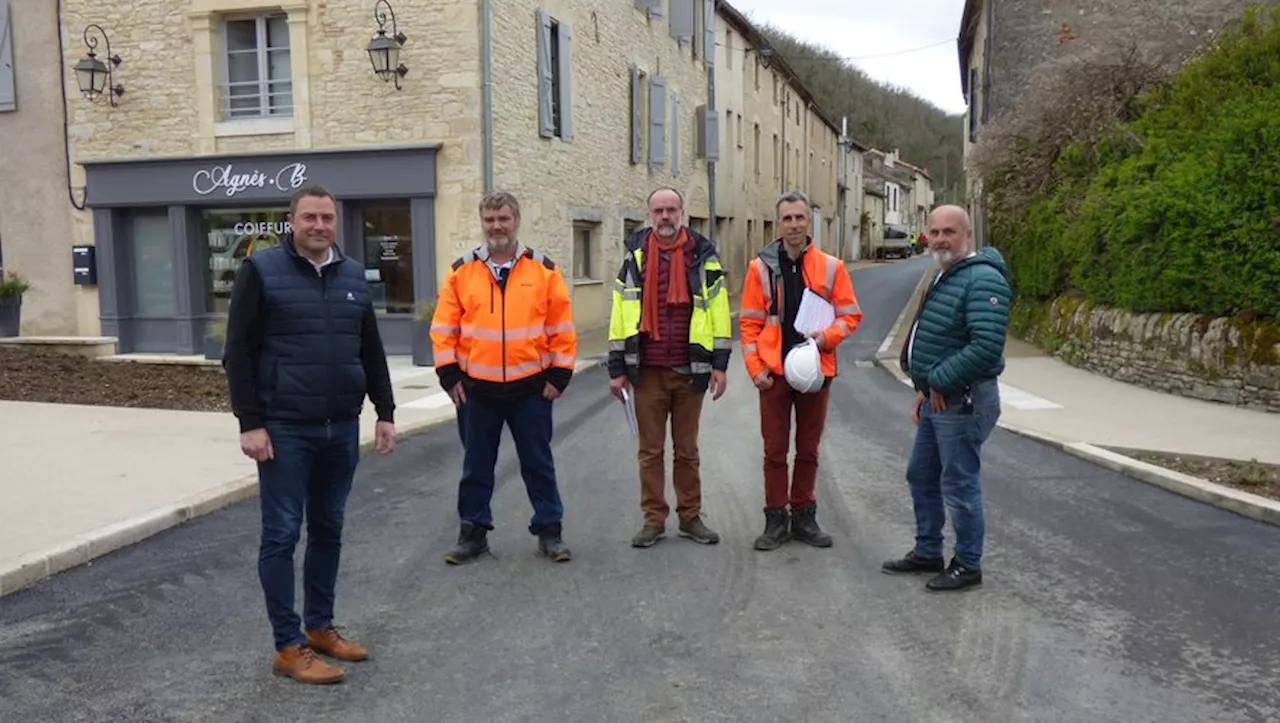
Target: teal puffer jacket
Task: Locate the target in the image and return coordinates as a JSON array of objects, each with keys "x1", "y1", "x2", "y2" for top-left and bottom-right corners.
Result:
[{"x1": 901, "y1": 247, "x2": 1013, "y2": 395}]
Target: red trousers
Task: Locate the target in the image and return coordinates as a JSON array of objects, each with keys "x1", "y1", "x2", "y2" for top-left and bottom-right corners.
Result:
[{"x1": 759, "y1": 380, "x2": 830, "y2": 509}]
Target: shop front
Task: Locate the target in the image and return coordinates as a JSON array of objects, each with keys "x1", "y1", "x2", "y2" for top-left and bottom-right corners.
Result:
[{"x1": 80, "y1": 144, "x2": 440, "y2": 358}]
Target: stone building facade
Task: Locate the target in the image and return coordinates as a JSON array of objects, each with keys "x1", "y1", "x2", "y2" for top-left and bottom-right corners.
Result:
[
  {"x1": 0, "y1": 0, "x2": 882, "y2": 354},
  {"x1": 712, "y1": 0, "x2": 865, "y2": 287}
]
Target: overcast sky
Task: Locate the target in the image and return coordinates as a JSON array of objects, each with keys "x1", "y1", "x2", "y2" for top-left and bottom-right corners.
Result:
[{"x1": 727, "y1": 0, "x2": 970, "y2": 115}]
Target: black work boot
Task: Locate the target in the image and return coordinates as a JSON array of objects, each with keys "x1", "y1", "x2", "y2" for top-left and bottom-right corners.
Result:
[
  {"x1": 789, "y1": 504, "x2": 833, "y2": 548},
  {"x1": 753, "y1": 507, "x2": 790, "y2": 551},
  {"x1": 926, "y1": 558, "x2": 983, "y2": 592},
  {"x1": 881, "y1": 550, "x2": 945, "y2": 575},
  {"x1": 444, "y1": 521, "x2": 489, "y2": 565},
  {"x1": 537, "y1": 524, "x2": 572, "y2": 562}
]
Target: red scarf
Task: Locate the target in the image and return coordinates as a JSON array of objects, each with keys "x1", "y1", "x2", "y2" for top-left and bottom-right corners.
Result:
[{"x1": 639, "y1": 227, "x2": 692, "y2": 341}]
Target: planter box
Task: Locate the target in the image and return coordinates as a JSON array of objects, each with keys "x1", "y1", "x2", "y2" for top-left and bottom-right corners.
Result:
[
  {"x1": 203, "y1": 334, "x2": 224, "y2": 361},
  {"x1": 411, "y1": 320, "x2": 433, "y2": 367},
  {"x1": 0, "y1": 295, "x2": 21, "y2": 338}
]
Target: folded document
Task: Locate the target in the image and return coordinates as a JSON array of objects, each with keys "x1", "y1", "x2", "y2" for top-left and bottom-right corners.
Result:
[{"x1": 793, "y1": 288, "x2": 835, "y2": 336}]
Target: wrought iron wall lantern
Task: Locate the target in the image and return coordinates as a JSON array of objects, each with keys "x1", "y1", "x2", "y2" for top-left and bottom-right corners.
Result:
[
  {"x1": 74, "y1": 24, "x2": 124, "y2": 106},
  {"x1": 748, "y1": 45, "x2": 776, "y2": 70},
  {"x1": 367, "y1": 0, "x2": 408, "y2": 90}
]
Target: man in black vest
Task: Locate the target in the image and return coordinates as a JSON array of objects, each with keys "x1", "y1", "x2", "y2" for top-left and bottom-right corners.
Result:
[{"x1": 223, "y1": 184, "x2": 397, "y2": 685}]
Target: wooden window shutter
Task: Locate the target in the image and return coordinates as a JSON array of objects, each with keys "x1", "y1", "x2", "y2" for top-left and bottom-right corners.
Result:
[
  {"x1": 536, "y1": 11, "x2": 554, "y2": 138},
  {"x1": 556, "y1": 21, "x2": 573, "y2": 141},
  {"x1": 0, "y1": 3, "x2": 16, "y2": 112},
  {"x1": 648, "y1": 77, "x2": 667, "y2": 169}
]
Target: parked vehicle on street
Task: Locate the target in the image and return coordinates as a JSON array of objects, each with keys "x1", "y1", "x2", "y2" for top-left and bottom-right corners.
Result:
[{"x1": 877, "y1": 223, "x2": 915, "y2": 260}]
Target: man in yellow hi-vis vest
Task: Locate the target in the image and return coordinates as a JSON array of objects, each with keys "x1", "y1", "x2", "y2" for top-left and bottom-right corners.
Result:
[{"x1": 607, "y1": 187, "x2": 733, "y2": 549}]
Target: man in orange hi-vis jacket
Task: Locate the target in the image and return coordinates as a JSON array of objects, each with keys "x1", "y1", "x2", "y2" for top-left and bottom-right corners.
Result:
[
  {"x1": 740, "y1": 190, "x2": 863, "y2": 552},
  {"x1": 430, "y1": 190, "x2": 577, "y2": 565}
]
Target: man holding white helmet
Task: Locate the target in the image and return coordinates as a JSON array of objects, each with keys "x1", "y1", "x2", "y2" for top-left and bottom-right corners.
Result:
[{"x1": 739, "y1": 191, "x2": 863, "y2": 551}]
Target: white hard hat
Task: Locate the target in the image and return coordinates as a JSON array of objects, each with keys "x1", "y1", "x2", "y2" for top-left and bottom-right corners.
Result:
[{"x1": 784, "y1": 338, "x2": 824, "y2": 393}]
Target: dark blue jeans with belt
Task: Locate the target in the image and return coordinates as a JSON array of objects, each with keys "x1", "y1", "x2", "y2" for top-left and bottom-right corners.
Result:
[
  {"x1": 257, "y1": 418, "x2": 360, "y2": 651},
  {"x1": 905, "y1": 378, "x2": 1001, "y2": 570},
  {"x1": 455, "y1": 392, "x2": 563, "y2": 535}
]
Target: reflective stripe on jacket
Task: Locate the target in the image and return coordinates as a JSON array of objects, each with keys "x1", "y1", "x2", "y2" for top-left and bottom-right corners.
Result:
[
  {"x1": 606, "y1": 227, "x2": 733, "y2": 393},
  {"x1": 739, "y1": 240, "x2": 863, "y2": 380},
  {"x1": 430, "y1": 244, "x2": 577, "y2": 397}
]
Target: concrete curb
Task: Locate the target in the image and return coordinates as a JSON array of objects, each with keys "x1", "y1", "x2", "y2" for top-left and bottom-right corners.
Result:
[
  {"x1": 868, "y1": 301, "x2": 1280, "y2": 530},
  {"x1": 875, "y1": 266, "x2": 934, "y2": 365},
  {"x1": 993, "y1": 422, "x2": 1280, "y2": 528},
  {"x1": 0, "y1": 358, "x2": 607, "y2": 599}
]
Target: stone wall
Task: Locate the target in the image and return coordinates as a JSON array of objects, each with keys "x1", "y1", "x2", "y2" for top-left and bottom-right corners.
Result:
[
  {"x1": 1017, "y1": 297, "x2": 1280, "y2": 413},
  {"x1": 987, "y1": 0, "x2": 1280, "y2": 124}
]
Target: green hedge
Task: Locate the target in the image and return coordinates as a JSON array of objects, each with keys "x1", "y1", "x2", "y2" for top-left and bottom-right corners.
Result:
[{"x1": 992, "y1": 5, "x2": 1280, "y2": 319}]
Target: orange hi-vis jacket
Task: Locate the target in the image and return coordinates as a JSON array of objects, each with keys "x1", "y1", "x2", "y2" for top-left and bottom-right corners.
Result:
[
  {"x1": 739, "y1": 240, "x2": 863, "y2": 381},
  {"x1": 430, "y1": 243, "x2": 577, "y2": 398}
]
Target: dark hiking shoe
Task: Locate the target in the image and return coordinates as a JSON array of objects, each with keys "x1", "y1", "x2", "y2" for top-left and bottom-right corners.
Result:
[
  {"x1": 881, "y1": 550, "x2": 946, "y2": 575},
  {"x1": 789, "y1": 504, "x2": 833, "y2": 548},
  {"x1": 444, "y1": 522, "x2": 489, "y2": 565},
  {"x1": 753, "y1": 507, "x2": 790, "y2": 551},
  {"x1": 537, "y1": 525, "x2": 572, "y2": 562},
  {"x1": 678, "y1": 516, "x2": 720, "y2": 545},
  {"x1": 926, "y1": 559, "x2": 983, "y2": 592},
  {"x1": 631, "y1": 525, "x2": 665, "y2": 548}
]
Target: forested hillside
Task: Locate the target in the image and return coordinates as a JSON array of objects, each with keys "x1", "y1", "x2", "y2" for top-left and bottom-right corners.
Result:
[{"x1": 758, "y1": 26, "x2": 965, "y2": 204}]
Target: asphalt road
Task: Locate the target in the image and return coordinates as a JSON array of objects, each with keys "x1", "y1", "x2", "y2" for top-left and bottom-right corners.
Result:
[{"x1": 2, "y1": 257, "x2": 1278, "y2": 723}]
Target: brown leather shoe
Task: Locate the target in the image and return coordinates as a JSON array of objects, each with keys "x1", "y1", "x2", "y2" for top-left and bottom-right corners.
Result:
[
  {"x1": 306, "y1": 626, "x2": 370, "y2": 662},
  {"x1": 272, "y1": 643, "x2": 344, "y2": 684}
]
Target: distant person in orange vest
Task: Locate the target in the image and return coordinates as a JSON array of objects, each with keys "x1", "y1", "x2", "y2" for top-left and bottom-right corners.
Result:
[
  {"x1": 430, "y1": 190, "x2": 578, "y2": 565},
  {"x1": 739, "y1": 190, "x2": 864, "y2": 551}
]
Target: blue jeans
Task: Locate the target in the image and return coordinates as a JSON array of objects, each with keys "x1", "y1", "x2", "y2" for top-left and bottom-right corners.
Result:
[
  {"x1": 257, "y1": 419, "x2": 360, "y2": 651},
  {"x1": 456, "y1": 392, "x2": 563, "y2": 535},
  {"x1": 905, "y1": 379, "x2": 1001, "y2": 570}
]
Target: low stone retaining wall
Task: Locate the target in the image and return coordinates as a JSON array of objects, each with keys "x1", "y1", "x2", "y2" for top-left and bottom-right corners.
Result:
[{"x1": 1013, "y1": 297, "x2": 1280, "y2": 413}]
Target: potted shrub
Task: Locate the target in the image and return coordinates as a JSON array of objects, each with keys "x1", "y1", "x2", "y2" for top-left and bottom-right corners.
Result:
[
  {"x1": 204, "y1": 314, "x2": 227, "y2": 361},
  {"x1": 0, "y1": 271, "x2": 31, "y2": 338},
  {"x1": 412, "y1": 297, "x2": 437, "y2": 367}
]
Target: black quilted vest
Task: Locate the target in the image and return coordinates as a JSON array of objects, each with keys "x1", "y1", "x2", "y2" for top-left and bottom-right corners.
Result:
[{"x1": 250, "y1": 240, "x2": 371, "y2": 424}]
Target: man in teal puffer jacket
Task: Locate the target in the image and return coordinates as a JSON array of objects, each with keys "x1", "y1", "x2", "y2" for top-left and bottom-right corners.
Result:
[{"x1": 882, "y1": 205, "x2": 1012, "y2": 592}]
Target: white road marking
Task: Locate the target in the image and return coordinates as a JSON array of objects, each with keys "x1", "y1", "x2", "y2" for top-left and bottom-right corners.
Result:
[
  {"x1": 402, "y1": 392, "x2": 453, "y2": 410},
  {"x1": 896, "y1": 378, "x2": 1062, "y2": 411},
  {"x1": 877, "y1": 333, "x2": 896, "y2": 356},
  {"x1": 998, "y1": 383, "x2": 1062, "y2": 411}
]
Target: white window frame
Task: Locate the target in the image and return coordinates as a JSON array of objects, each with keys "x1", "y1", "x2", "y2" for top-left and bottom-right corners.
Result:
[{"x1": 221, "y1": 12, "x2": 293, "y2": 121}]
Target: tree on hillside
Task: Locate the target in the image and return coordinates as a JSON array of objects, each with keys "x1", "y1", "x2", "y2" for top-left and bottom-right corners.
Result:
[{"x1": 757, "y1": 25, "x2": 966, "y2": 204}]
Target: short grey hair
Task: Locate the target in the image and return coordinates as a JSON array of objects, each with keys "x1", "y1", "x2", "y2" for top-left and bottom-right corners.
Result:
[
  {"x1": 479, "y1": 190, "x2": 521, "y2": 221},
  {"x1": 775, "y1": 190, "x2": 810, "y2": 216}
]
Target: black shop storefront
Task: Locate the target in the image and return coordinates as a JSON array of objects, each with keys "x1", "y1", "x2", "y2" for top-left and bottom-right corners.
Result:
[{"x1": 80, "y1": 144, "x2": 440, "y2": 359}]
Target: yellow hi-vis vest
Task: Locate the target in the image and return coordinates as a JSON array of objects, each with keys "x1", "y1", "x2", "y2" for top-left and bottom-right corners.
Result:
[{"x1": 606, "y1": 228, "x2": 733, "y2": 393}]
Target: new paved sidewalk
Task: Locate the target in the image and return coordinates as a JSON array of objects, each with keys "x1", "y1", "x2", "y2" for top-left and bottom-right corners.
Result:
[
  {"x1": 0, "y1": 349, "x2": 606, "y2": 598},
  {"x1": 875, "y1": 268, "x2": 1280, "y2": 526},
  {"x1": 0, "y1": 294, "x2": 750, "y2": 599}
]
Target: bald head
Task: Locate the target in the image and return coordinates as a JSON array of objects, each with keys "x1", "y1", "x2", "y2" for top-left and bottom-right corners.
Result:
[{"x1": 926, "y1": 204, "x2": 974, "y2": 268}]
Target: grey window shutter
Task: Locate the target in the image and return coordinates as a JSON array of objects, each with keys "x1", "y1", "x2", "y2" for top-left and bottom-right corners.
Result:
[
  {"x1": 536, "y1": 11, "x2": 554, "y2": 138},
  {"x1": 671, "y1": 91, "x2": 680, "y2": 176},
  {"x1": 702, "y1": 0, "x2": 716, "y2": 69},
  {"x1": 557, "y1": 22, "x2": 573, "y2": 141},
  {"x1": 669, "y1": 0, "x2": 694, "y2": 45},
  {"x1": 630, "y1": 66, "x2": 642, "y2": 164},
  {"x1": 634, "y1": 0, "x2": 660, "y2": 10},
  {"x1": 0, "y1": 3, "x2": 16, "y2": 112},
  {"x1": 696, "y1": 104, "x2": 719, "y2": 161},
  {"x1": 649, "y1": 77, "x2": 667, "y2": 169}
]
